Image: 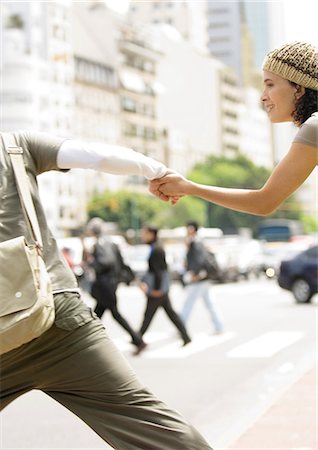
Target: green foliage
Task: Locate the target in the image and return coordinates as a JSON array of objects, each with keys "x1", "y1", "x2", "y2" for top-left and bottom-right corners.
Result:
[
  {"x1": 88, "y1": 191, "x2": 160, "y2": 231},
  {"x1": 87, "y1": 190, "x2": 205, "y2": 231},
  {"x1": 154, "y1": 196, "x2": 206, "y2": 228},
  {"x1": 300, "y1": 214, "x2": 318, "y2": 233}
]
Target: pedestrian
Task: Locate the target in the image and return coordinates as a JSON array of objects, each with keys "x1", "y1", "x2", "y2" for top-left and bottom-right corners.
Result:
[
  {"x1": 150, "y1": 41, "x2": 318, "y2": 215},
  {"x1": 0, "y1": 132, "x2": 212, "y2": 450},
  {"x1": 61, "y1": 246, "x2": 75, "y2": 271},
  {"x1": 181, "y1": 221, "x2": 224, "y2": 335},
  {"x1": 138, "y1": 224, "x2": 192, "y2": 347},
  {"x1": 87, "y1": 218, "x2": 146, "y2": 355}
]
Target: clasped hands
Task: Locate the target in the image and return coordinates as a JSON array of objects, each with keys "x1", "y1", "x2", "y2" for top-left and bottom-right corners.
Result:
[{"x1": 149, "y1": 170, "x2": 189, "y2": 204}]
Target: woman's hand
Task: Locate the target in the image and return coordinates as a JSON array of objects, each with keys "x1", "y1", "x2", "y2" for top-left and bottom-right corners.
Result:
[{"x1": 149, "y1": 170, "x2": 190, "y2": 202}]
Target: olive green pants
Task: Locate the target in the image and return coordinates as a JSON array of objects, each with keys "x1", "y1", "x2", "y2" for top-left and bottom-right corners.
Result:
[{"x1": 0, "y1": 294, "x2": 212, "y2": 450}]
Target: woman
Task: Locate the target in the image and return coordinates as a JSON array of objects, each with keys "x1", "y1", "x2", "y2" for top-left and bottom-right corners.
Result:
[{"x1": 151, "y1": 41, "x2": 318, "y2": 216}]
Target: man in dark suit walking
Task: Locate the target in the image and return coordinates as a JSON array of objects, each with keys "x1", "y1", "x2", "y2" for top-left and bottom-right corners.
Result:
[{"x1": 137, "y1": 224, "x2": 191, "y2": 348}]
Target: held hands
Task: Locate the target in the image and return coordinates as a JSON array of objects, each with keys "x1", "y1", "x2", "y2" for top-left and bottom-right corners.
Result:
[{"x1": 149, "y1": 170, "x2": 190, "y2": 204}]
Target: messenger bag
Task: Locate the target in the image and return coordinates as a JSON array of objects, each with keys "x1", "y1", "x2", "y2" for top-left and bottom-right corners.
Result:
[{"x1": 0, "y1": 133, "x2": 54, "y2": 355}]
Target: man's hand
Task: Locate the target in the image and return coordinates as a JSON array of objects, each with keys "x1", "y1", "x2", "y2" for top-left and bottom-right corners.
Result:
[{"x1": 149, "y1": 170, "x2": 186, "y2": 204}]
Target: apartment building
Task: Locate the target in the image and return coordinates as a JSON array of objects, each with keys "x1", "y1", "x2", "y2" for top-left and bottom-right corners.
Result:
[
  {"x1": 149, "y1": 25, "x2": 241, "y2": 174},
  {"x1": 128, "y1": 0, "x2": 208, "y2": 54},
  {"x1": 0, "y1": 1, "x2": 80, "y2": 235},
  {"x1": 118, "y1": 22, "x2": 164, "y2": 183}
]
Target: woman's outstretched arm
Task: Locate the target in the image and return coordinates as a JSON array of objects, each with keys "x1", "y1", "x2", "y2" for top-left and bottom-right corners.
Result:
[{"x1": 150, "y1": 142, "x2": 317, "y2": 216}]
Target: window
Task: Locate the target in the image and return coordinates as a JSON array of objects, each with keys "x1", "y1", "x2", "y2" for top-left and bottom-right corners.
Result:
[
  {"x1": 208, "y1": 21, "x2": 229, "y2": 29},
  {"x1": 209, "y1": 36, "x2": 229, "y2": 44},
  {"x1": 124, "y1": 122, "x2": 137, "y2": 137},
  {"x1": 306, "y1": 246, "x2": 318, "y2": 259},
  {"x1": 2, "y1": 93, "x2": 32, "y2": 103},
  {"x1": 122, "y1": 96, "x2": 137, "y2": 113}
]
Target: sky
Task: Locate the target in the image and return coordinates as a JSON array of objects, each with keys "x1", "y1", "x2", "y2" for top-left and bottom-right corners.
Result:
[
  {"x1": 105, "y1": 0, "x2": 318, "y2": 46},
  {"x1": 283, "y1": 0, "x2": 318, "y2": 44}
]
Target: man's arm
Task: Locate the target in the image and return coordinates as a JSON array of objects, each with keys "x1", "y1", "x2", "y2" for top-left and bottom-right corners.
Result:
[{"x1": 57, "y1": 139, "x2": 167, "y2": 180}]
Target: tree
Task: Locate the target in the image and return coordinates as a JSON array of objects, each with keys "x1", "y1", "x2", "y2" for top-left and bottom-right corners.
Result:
[
  {"x1": 87, "y1": 191, "x2": 160, "y2": 231},
  {"x1": 87, "y1": 190, "x2": 206, "y2": 231}
]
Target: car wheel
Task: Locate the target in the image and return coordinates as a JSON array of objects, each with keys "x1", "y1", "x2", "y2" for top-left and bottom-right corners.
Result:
[{"x1": 291, "y1": 278, "x2": 313, "y2": 303}]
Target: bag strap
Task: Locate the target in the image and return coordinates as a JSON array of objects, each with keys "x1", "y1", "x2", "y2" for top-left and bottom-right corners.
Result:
[{"x1": 1, "y1": 133, "x2": 43, "y2": 249}]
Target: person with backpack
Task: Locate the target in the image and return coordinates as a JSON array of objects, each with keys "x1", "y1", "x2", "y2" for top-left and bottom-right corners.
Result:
[
  {"x1": 87, "y1": 218, "x2": 147, "y2": 355},
  {"x1": 181, "y1": 221, "x2": 224, "y2": 335}
]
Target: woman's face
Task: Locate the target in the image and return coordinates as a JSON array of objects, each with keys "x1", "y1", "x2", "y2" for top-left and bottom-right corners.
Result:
[{"x1": 261, "y1": 70, "x2": 301, "y2": 123}]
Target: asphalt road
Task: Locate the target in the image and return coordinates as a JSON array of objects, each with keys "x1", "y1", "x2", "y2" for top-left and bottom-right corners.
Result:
[{"x1": 1, "y1": 278, "x2": 316, "y2": 449}]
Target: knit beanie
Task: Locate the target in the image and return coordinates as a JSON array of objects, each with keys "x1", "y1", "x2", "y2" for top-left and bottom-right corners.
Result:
[{"x1": 262, "y1": 41, "x2": 318, "y2": 91}]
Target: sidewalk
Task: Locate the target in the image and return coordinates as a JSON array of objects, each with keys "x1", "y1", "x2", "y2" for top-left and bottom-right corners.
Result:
[{"x1": 229, "y1": 364, "x2": 317, "y2": 450}]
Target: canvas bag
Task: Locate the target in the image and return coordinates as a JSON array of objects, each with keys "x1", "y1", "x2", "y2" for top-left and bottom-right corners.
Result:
[{"x1": 0, "y1": 133, "x2": 54, "y2": 355}]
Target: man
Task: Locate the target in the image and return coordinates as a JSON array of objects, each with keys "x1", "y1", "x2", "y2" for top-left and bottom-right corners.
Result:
[
  {"x1": 138, "y1": 224, "x2": 191, "y2": 347},
  {"x1": 0, "y1": 132, "x2": 212, "y2": 450},
  {"x1": 181, "y1": 221, "x2": 224, "y2": 334},
  {"x1": 87, "y1": 218, "x2": 146, "y2": 355}
]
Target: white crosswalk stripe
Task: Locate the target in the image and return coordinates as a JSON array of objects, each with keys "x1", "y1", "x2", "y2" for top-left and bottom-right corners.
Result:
[
  {"x1": 113, "y1": 330, "x2": 305, "y2": 360},
  {"x1": 144, "y1": 332, "x2": 235, "y2": 359},
  {"x1": 112, "y1": 332, "x2": 235, "y2": 359},
  {"x1": 227, "y1": 331, "x2": 304, "y2": 358}
]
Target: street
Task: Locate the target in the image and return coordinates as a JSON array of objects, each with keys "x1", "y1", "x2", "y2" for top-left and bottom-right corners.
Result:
[{"x1": 1, "y1": 278, "x2": 316, "y2": 449}]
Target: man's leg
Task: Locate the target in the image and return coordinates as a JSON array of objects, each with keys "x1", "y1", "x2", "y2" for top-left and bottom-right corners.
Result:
[
  {"x1": 180, "y1": 283, "x2": 200, "y2": 323},
  {"x1": 1, "y1": 319, "x2": 213, "y2": 450},
  {"x1": 139, "y1": 296, "x2": 161, "y2": 336},
  {"x1": 161, "y1": 294, "x2": 191, "y2": 344},
  {"x1": 109, "y1": 296, "x2": 145, "y2": 348},
  {"x1": 92, "y1": 279, "x2": 108, "y2": 319},
  {"x1": 201, "y1": 282, "x2": 224, "y2": 333}
]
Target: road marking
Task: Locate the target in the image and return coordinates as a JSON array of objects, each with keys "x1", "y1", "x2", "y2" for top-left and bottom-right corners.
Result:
[
  {"x1": 112, "y1": 332, "x2": 235, "y2": 358},
  {"x1": 227, "y1": 331, "x2": 304, "y2": 358},
  {"x1": 143, "y1": 332, "x2": 235, "y2": 359},
  {"x1": 112, "y1": 332, "x2": 167, "y2": 352}
]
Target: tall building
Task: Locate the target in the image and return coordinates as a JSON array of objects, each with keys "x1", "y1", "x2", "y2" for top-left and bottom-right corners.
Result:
[
  {"x1": 149, "y1": 25, "x2": 241, "y2": 174},
  {"x1": 71, "y1": 3, "x2": 164, "y2": 193},
  {"x1": 128, "y1": 1, "x2": 208, "y2": 54},
  {"x1": 0, "y1": 1, "x2": 78, "y2": 235},
  {"x1": 118, "y1": 22, "x2": 164, "y2": 171}
]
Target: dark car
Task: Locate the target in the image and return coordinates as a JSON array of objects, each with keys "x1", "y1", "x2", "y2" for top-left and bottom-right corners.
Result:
[{"x1": 278, "y1": 245, "x2": 318, "y2": 303}]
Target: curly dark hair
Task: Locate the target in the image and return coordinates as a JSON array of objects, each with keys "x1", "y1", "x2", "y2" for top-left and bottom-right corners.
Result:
[{"x1": 290, "y1": 83, "x2": 318, "y2": 125}]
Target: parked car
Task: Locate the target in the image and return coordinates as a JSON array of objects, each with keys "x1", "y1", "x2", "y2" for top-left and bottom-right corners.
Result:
[
  {"x1": 260, "y1": 237, "x2": 315, "y2": 279},
  {"x1": 257, "y1": 219, "x2": 304, "y2": 242},
  {"x1": 278, "y1": 245, "x2": 318, "y2": 303}
]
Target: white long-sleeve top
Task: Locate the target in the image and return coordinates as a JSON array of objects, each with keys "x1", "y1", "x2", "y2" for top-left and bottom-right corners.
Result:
[{"x1": 57, "y1": 140, "x2": 167, "y2": 180}]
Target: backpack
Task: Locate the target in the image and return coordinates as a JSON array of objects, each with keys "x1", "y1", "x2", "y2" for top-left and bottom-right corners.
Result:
[
  {"x1": 202, "y1": 248, "x2": 219, "y2": 280},
  {"x1": 93, "y1": 237, "x2": 118, "y2": 275},
  {"x1": 93, "y1": 237, "x2": 135, "y2": 284}
]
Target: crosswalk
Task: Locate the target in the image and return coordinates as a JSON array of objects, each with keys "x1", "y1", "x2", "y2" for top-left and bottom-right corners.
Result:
[
  {"x1": 226, "y1": 331, "x2": 303, "y2": 358},
  {"x1": 112, "y1": 330, "x2": 304, "y2": 360}
]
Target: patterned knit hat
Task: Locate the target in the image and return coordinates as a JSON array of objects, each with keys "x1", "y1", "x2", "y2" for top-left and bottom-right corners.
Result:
[{"x1": 262, "y1": 41, "x2": 318, "y2": 91}]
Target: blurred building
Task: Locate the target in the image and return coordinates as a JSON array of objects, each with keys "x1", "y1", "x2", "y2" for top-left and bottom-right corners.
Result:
[
  {"x1": 71, "y1": 2, "x2": 164, "y2": 194},
  {"x1": 118, "y1": 22, "x2": 165, "y2": 186},
  {"x1": 128, "y1": 1, "x2": 208, "y2": 54},
  {"x1": 145, "y1": 25, "x2": 240, "y2": 173},
  {"x1": 0, "y1": 1, "x2": 82, "y2": 235},
  {"x1": 70, "y1": 3, "x2": 124, "y2": 227}
]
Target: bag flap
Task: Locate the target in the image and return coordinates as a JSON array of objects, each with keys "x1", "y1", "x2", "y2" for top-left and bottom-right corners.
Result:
[{"x1": 0, "y1": 236, "x2": 38, "y2": 316}]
